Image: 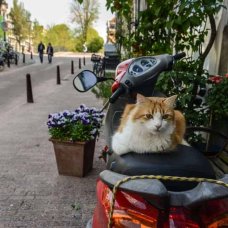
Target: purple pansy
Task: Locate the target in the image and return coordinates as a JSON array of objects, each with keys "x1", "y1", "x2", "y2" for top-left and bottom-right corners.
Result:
[{"x1": 47, "y1": 104, "x2": 105, "y2": 141}]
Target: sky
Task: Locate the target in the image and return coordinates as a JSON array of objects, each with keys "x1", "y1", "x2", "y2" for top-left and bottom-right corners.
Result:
[{"x1": 6, "y1": 0, "x2": 114, "y2": 41}]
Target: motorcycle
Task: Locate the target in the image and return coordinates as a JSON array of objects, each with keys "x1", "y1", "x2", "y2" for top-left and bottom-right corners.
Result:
[{"x1": 73, "y1": 53, "x2": 228, "y2": 228}]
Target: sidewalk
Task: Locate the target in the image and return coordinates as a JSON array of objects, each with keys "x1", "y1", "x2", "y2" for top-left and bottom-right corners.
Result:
[{"x1": 0, "y1": 60, "x2": 106, "y2": 227}]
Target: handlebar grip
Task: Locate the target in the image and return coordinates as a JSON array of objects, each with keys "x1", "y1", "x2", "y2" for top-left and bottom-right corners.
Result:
[
  {"x1": 173, "y1": 52, "x2": 186, "y2": 60},
  {"x1": 109, "y1": 85, "x2": 125, "y2": 103}
]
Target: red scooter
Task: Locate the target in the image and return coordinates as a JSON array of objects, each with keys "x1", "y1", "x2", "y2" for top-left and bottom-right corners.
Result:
[{"x1": 73, "y1": 53, "x2": 228, "y2": 228}]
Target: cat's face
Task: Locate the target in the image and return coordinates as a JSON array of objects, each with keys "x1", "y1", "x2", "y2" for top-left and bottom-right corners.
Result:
[{"x1": 131, "y1": 94, "x2": 177, "y2": 135}]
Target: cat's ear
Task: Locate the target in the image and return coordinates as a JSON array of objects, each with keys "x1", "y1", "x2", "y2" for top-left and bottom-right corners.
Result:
[
  {"x1": 164, "y1": 95, "x2": 177, "y2": 108},
  {"x1": 136, "y1": 93, "x2": 147, "y2": 103}
]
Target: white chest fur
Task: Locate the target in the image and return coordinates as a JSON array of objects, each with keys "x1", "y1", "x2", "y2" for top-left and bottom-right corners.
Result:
[{"x1": 112, "y1": 119, "x2": 175, "y2": 155}]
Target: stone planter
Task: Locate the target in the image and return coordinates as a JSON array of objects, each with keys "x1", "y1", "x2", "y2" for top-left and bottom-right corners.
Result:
[{"x1": 49, "y1": 138, "x2": 96, "y2": 177}]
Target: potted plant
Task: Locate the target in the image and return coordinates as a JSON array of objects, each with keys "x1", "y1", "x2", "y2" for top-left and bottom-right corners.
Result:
[
  {"x1": 206, "y1": 73, "x2": 228, "y2": 147},
  {"x1": 207, "y1": 73, "x2": 228, "y2": 120},
  {"x1": 47, "y1": 104, "x2": 104, "y2": 177}
]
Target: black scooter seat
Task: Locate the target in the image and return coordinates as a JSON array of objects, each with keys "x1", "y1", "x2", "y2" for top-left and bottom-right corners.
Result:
[{"x1": 107, "y1": 144, "x2": 216, "y2": 191}]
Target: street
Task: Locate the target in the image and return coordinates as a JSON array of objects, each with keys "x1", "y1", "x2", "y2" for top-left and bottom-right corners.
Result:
[
  {"x1": 0, "y1": 54, "x2": 82, "y2": 114},
  {"x1": 0, "y1": 54, "x2": 106, "y2": 227}
]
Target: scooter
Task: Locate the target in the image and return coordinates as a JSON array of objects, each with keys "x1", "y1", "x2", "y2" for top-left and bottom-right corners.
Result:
[{"x1": 73, "y1": 53, "x2": 228, "y2": 228}]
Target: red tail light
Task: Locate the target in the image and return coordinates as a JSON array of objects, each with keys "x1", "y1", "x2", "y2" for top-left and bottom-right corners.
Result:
[
  {"x1": 110, "y1": 191, "x2": 159, "y2": 227},
  {"x1": 93, "y1": 180, "x2": 228, "y2": 228},
  {"x1": 199, "y1": 198, "x2": 228, "y2": 227},
  {"x1": 163, "y1": 207, "x2": 200, "y2": 228},
  {"x1": 93, "y1": 180, "x2": 159, "y2": 227}
]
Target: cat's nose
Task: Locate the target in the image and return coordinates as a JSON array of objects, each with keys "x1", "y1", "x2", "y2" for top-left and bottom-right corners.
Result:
[{"x1": 155, "y1": 124, "x2": 161, "y2": 130}]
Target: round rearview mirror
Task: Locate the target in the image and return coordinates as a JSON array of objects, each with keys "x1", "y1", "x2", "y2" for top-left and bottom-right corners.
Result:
[{"x1": 73, "y1": 70, "x2": 97, "y2": 92}]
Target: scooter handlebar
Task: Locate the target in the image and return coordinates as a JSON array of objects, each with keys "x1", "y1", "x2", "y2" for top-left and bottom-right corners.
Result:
[
  {"x1": 109, "y1": 85, "x2": 126, "y2": 103},
  {"x1": 108, "y1": 52, "x2": 186, "y2": 104}
]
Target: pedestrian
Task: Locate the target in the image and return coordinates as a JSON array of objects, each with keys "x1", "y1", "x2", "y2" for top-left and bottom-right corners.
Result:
[
  {"x1": 47, "y1": 43, "x2": 54, "y2": 63},
  {"x1": 37, "y1": 41, "x2": 45, "y2": 63}
]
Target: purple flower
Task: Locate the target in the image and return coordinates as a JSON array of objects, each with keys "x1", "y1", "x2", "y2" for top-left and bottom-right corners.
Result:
[
  {"x1": 47, "y1": 104, "x2": 105, "y2": 141},
  {"x1": 82, "y1": 118, "x2": 90, "y2": 125}
]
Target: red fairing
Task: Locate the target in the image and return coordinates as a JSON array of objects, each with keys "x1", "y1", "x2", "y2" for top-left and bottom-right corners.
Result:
[
  {"x1": 92, "y1": 180, "x2": 109, "y2": 228},
  {"x1": 115, "y1": 58, "x2": 134, "y2": 77},
  {"x1": 111, "y1": 58, "x2": 134, "y2": 93},
  {"x1": 111, "y1": 71, "x2": 125, "y2": 93}
]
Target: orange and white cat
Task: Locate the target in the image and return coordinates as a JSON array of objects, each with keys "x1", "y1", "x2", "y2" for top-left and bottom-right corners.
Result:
[{"x1": 112, "y1": 94, "x2": 187, "y2": 155}]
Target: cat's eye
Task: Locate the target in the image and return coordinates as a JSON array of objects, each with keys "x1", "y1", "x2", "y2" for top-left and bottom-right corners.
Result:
[
  {"x1": 163, "y1": 114, "x2": 170, "y2": 119},
  {"x1": 145, "y1": 114, "x2": 153, "y2": 119}
]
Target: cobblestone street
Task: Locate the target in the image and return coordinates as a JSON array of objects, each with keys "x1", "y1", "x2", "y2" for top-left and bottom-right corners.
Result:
[{"x1": 0, "y1": 58, "x2": 106, "y2": 227}]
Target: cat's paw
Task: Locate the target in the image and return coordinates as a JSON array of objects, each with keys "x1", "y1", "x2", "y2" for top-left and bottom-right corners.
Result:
[
  {"x1": 112, "y1": 142, "x2": 129, "y2": 156},
  {"x1": 181, "y1": 139, "x2": 190, "y2": 146}
]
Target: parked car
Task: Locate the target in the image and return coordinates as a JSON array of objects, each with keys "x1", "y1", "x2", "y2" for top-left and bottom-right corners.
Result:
[{"x1": 103, "y1": 43, "x2": 120, "y2": 70}]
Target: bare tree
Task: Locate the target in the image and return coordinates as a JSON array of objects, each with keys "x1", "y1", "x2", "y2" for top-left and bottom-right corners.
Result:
[{"x1": 70, "y1": 0, "x2": 99, "y2": 43}]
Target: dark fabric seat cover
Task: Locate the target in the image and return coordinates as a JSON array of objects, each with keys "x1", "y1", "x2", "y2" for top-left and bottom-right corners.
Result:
[{"x1": 107, "y1": 145, "x2": 216, "y2": 191}]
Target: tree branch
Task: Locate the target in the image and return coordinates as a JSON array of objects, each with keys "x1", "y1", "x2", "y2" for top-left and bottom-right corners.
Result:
[{"x1": 200, "y1": 14, "x2": 217, "y2": 62}]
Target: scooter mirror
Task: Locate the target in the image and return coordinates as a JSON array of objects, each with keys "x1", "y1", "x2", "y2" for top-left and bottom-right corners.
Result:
[{"x1": 73, "y1": 70, "x2": 97, "y2": 92}]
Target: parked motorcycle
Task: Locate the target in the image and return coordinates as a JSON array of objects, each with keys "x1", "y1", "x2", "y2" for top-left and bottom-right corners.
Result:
[{"x1": 73, "y1": 53, "x2": 228, "y2": 228}]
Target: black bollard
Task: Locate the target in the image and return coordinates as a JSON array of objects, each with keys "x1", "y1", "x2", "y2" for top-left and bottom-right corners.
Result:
[
  {"x1": 23, "y1": 53, "x2": 25, "y2": 63},
  {"x1": 83, "y1": 56, "x2": 85, "y2": 65},
  {"x1": 26, "y1": 73, "x2": 34, "y2": 103},
  {"x1": 79, "y1": 58, "x2": 81, "y2": 69},
  {"x1": 30, "y1": 52, "x2": 33, "y2": 60},
  {"x1": 7, "y1": 54, "x2": 10, "y2": 68},
  {"x1": 71, "y1": 60, "x2": 74, "y2": 74},
  {"x1": 15, "y1": 54, "x2": 18, "y2": 65},
  {"x1": 57, "y1": 65, "x2": 61, "y2": 84}
]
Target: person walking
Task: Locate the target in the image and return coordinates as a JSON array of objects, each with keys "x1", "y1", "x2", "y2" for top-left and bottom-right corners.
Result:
[
  {"x1": 37, "y1": 41, "x2": 45, "y2": 63},
  {"x1": 47, "y1": 43, "x2": 54, "y2": 63}
]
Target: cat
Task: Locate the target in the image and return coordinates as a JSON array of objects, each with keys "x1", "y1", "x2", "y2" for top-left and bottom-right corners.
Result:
[{"x1": 112, "y1": 93, "x2": 187, "y2": 155}]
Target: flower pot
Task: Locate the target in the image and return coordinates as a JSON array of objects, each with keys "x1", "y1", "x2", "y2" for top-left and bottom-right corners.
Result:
[
  {"x1": 49, "y1": 138, "x2": 96, "y2": 177},
  {"x1": 209, "y1": 115, "x2": 228, "y2": 149}
]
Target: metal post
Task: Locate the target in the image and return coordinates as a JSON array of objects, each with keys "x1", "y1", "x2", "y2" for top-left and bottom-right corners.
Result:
[
  {"x1": 26, "y1": 73, "x2": 34, "y2": 103},
  {"x1": 7, "y1": 53, "x2": 10, "y2": 67},
  {"x1": 30, "y1": 52, "x2": 33, "y2": 60},
  {"x1": 79, "y1": 58, "x2": 81, "y2": 69},
  {"x1": 15, "y1": 54, "x2": 18, "y2": 65},
  {"x1": 71, "y1": 60, "x2": 74, "y2": 74},
  {"x1": 23, "y1": 53, "x2": 25, "y2": 63},
  {"x1": 57, "y1": 65, "x2": 61, "y2": 84},
  {"x1": 83, "y1": 56, "x2": 85, "y2": 65}
]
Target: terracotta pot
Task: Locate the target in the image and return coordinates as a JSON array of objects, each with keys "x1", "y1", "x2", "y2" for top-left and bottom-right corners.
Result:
[{"x1": 49, "y1": 138, "x2": 96, "y2": 177}]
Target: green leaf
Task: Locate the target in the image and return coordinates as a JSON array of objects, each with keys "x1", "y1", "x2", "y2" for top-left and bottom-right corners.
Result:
[{"x1": 154, "y1": 7, "x2": 161, "y2": 16}]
